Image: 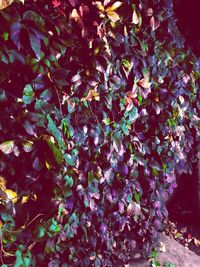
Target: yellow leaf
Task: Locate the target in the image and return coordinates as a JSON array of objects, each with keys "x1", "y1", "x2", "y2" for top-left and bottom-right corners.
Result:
[
  {"x1": 22, "y1": 195, "x2": 29, "y2": 204},
  {"x1": 94, "y1": 1, "x2": 105, "y2": 12},
  {"x1": 132, "y1": 9, "x2": 139, "y2": 24},
  {"x1": 45, "y1": 160, "x2": 52, "y2": 170},
  {"x1": 194, "y1": 238, "x2": 200, "y2": 247},
  {"x1": 107, "y1": 11, "x2": 120, "y2": 22},
  {"x1": 94, "y1": 47, "x2": 99, "y2": 54},
  {"x1": 0, "y1": 176, "x2": 6, "y2": 189},
  {"x1": 70, "y1": 8, "x2": 80, "y2": 22},
  {"x1": 5, "y1": 189, "x2": 17, "y2": 204},
  {"x1": 0, "y1": 220, "x2": 3, "y2": 229},
  {"x1": 83, "y1": 90, "x2": 100, "y2": 101},
  {"x1": 106, "y1": 1, "x2": 122, "y2": 12},
  {"x1": 0, "y1": 0, "x2": 14, "y2": 10}
]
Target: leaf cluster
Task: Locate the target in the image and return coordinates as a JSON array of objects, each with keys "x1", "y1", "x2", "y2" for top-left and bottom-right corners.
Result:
[{"x1": 0, "y1": 0, "x2": 199, "y2": 266}]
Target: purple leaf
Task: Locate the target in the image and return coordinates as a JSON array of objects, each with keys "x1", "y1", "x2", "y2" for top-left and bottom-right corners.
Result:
[
  {"x1": 10, "y1": 22, "x2": 22, "y2": 50},
  {"x1": 29, "y1": 33, "x2": 41, "y2": 59},
  {"x1": 69, "y1": 0, "x2": 79, "y2": 7}
]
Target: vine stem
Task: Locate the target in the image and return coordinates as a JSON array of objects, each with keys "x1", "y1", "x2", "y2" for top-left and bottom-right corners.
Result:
[
  {"x1": 54, "y1": 85, "x2": 64, "y2": 118},
  {"x1": 88, "y1": 102, "x2": 105, "y2": 134}
]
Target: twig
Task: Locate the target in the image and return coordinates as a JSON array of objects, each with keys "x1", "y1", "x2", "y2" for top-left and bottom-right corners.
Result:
[
  {"x1": 88, "y1": 102, "x2": 105, "y2": 134},
  {"x1": 27, "y1": 242, "x2": 37, "y2": 252},
  {"x1": 4, "y1": 213, "x2": 44, "y2": 233},
  {"x1": 0, "y1": 233, "x2": 15, "y2": 257},
  {"x1": 54, "y1": 85, "x2": 64, "y2": 118},
  {"x1": 174, "y1": 251, "x2": 183, "y2": 267}
]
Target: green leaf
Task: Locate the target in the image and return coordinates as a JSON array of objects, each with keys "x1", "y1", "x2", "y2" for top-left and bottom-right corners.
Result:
[
  {"x1": 64, "y1": 175, "x2": 74, "y2": 188},
  {"x1": 46, "y1": 139, "x2": 63, "y2": 166},
  {"x1": 121, "y1": 122, "x2": 129, "y2": 135},
  {"x1": 36, "y1": 227, "x2": 45, "y2": 238},
  {"x1": 138, "y1": 95, "x2": 143, "y2": 103},
  {"x1": 3, "y1": 32, "x2": 9, "y2": 41},
  {"x1": 63, "y1": 154, "x2": 74, "y2": 166},
  {"x1": 23, "y1": 84, "x2": 33, "y2": 96},
  {"x1": 88, "y1": 171, "x2": 94, "y2": 183},
  {"x1": 129, "y1": 106, "x2": 138, "y2": 122},
  {"x1": 1, "y1": 213, "x2": 14, "y2": 223},
  {"x1": 13, "y1": 250, "x2": 23, "y2": 267},
  {"x1": 134, "y1": 192, "x2": 140, "y2": 203},
  {"x1": 22, "y1": 84, "x2": 35, "y2": 104},
  {"x1": 23, "y1": 254, "x2": 31, "y2": 267},
  {"x1": 151, "y1": 249, "x2": 158, "y2": 258},
  {"x1": 47, "y1": 115, "x2": 64, "y2": 148},
  {"x1": 0, "y1": 90, "x2": 7, "y2": 102},
  {"x1": 165, "y1": 263, "x2": 175, "y2": 267},
  {"x1": 157, "y1": 146, "x2": 162, "y2": 155}
]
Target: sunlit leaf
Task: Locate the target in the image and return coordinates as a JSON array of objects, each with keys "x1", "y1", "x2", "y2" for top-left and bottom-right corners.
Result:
[
  {"x1": 106, "y1": 1, "x2": 122, "y2": 12},
  {"x1": 46, "y1": 139, "x2": 63, "y2": 166},
  {"x1": 0, "y1": 176, "x2": 6, "y2": 189},
  {"x1": 94, "y1": 1, "x2": 104, "y2": 12},
  {"x1": 22, "y1": 195, "x2": 29, "y2": 204},
  {"x1": 64, "y1": 153, "x2": 74, "y2": 166},
  {"x1": 5, "y1": 189, "x2": 18, "y2": 204},
  {"x1": 138, "y1": 77, "x2": 151, "y2": 89},
  {"x1": 64, "y1": 175, "x2": 74, "y2": 188},
  {"x1": 52, "y1": 0, "x2": 61, "y2": 8},
  {"x1": 132, "y1": 9, "x2": 139, "y2": 24},
  {"x1": 47, "y1": 115, "x2": 64, "y2": 148},
  {"x1": 82, "y1": 90, "x2": 100, "y2": 101},
  {"x1": 150, "y1": 16, "x2": 160, "y2": 31},
  {"x1": 0, "y1": 140, "x2": 14, "y2": 154},
  {"x1": 107, "y1": 11, "x2": 120, "y2": 22},
  {"x1": 70, "y1": 8, "x2": 80, "y2": 21},
  {"x1": 0, "y1": 0, "x2": 14, "y2": 10},
  {"x1": 125, "y1": 96, "x2": 133, "y2": 112}
]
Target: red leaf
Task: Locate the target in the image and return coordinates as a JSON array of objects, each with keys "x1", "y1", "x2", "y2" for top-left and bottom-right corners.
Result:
[
  {"x1": 79, "y1": 4, "x2": 89, "y2": 17},
  {"x1": 126, "y1": 91, "x2": 135, "y2": 98},
  {"x1": 52, "y1": 0, "x2": 61, "y2": 8},
  {"x1": 146, "y1": 7, "x2": 153, "y2": 17},
  {"x1": 125, "y1": 96, "x2": 133, "y2": 112}
]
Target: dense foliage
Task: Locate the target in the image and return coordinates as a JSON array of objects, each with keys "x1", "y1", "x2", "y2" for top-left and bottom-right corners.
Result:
[{"x1": 0, "y1": 0, "x2": 199, "y2": 266}]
